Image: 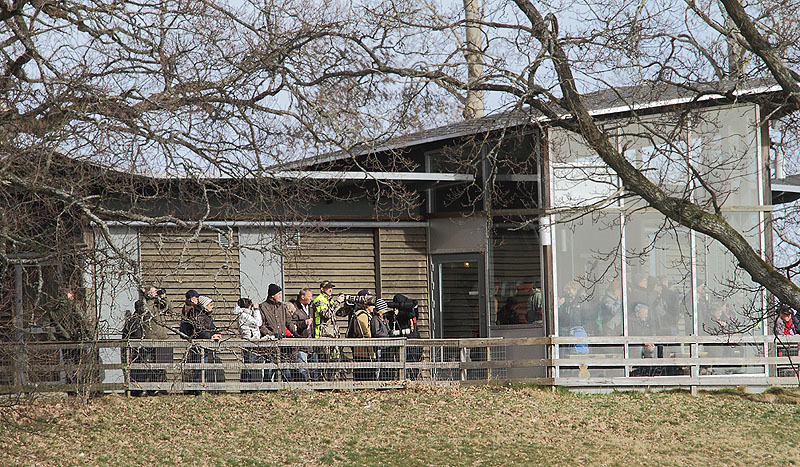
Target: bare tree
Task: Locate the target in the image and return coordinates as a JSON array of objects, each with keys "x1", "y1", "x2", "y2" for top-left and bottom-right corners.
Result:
[
  {"x1": 0, "y1": 0, "x2": 457, "y2": 396},
  {"x1": 308, "y1": 0, "x2": 800, "y2": 315},
  {"x1": 5, "y1": 0, "x2": 800, "y2": 393}
]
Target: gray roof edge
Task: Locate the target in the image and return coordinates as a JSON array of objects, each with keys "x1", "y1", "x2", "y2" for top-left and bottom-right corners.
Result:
[{"x1": 283, "y1": 78, "x2": 782, "y2": 170}]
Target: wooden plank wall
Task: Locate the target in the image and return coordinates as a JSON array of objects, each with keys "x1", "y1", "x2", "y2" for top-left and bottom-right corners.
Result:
[
  {"x1": 378, "y1": 228, "x2": 431, "y2": 338},
  {"x1": 284, "y1": 229, "x2": 376, "y2": 336},
  {"x1": 139, "y1": 229, "x2": 240, "y2": 332}
]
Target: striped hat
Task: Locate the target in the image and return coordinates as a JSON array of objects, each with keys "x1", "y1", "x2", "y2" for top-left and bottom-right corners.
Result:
[
  {"x1": 375, "y1": 298, "x2": 388, "y2": 312},
  {"x1": 197, "y1": 295, "x2": 213, "y2": 308}
]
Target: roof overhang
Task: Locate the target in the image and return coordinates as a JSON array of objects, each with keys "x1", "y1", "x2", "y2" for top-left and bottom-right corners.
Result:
[
  {"x1": 267, "y1": 171, "x2": 473, "y2": 183},
  {"x1": 772, "y1": 177, "x2": 800, "y2": 205}
]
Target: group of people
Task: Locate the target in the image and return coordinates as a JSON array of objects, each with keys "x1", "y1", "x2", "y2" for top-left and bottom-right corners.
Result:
[
  {"x1": 557, "y1": 276, "x2": 747, "y2": 366},
  {"x1": 558, "y1": 276, "x2": 741, "y2": 341},
  {"x1": 125, "y1": 279, "x2": 420, "y2": 383}
]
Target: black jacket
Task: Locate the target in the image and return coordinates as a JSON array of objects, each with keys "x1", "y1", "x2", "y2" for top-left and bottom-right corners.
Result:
[{"x1": 180, "y1": 303, "x2": 216, "y2": 339}]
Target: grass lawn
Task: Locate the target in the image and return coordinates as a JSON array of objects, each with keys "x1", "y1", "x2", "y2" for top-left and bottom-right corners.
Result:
[{"x1": 2, "y1": 385, "x2": 800, "y2": 466}]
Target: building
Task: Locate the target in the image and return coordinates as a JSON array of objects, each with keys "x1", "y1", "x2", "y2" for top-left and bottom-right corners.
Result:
[{"x1": 5, "y1": 80, "x2": 800, "y2": 390}]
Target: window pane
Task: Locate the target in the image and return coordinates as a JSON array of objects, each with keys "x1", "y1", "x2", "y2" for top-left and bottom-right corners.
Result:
[
  {"x1": 695, "y1": 212, "x2": 763, "y2": 336},
  {"x1": 551, "y1": 128, "x2": 619, "y2": 209},
  {"x1": 690, "y1": 104, "x2": 759, "y2": 207},
  {"x1": 555, "y1": 212, "x2": 622, "y2": 337},
  {"x1": 625, "y1": 213, "x2": 693, "y2": 337},
  {"x1": 618, "y1": 114, "x2": 690, "y2": 198},
  {"x1": 490, "y1": 226, "x2": 542, "y2": 326}
]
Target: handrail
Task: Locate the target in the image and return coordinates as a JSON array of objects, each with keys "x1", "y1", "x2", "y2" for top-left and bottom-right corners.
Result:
[{"x1": 0, "y1": 335, "x2": 798, "y2": 394}]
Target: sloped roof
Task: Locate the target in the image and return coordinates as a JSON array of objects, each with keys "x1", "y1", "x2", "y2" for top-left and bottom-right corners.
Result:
[{"x1": 284, "y1": 78, "x2": 781, "y2": 169}]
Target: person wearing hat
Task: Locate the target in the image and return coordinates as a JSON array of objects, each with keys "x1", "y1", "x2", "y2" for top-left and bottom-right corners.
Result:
[
  {"x1": 350, "y1": 293, "x2": 377, "y2": 381},
  {"x1": 179, "y1": 294, "x2": 223, "y2": 385},
  {"x1": 370, "y1": 298, "x2": 394, "y2": 381},
  {"x1": 259, "y1": 284, "x2": 297, "y2": 339},
  {"x1": 179, "y1": 289, "x2": 202, "y2": 339},
  {"x1": 312, "y1": 280, "x2": 345, "y2": 339},
  {"x1": 259, "y1": 284, "x2": 297, "y2": 381},
  {"x1": 775, "y1": 305, "x2": 797, "y2": 336}
]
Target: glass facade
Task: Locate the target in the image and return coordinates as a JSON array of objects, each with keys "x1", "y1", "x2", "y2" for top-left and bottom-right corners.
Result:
[{"x1": 550, "y1": 103, "x2": 765, "y2": 374}]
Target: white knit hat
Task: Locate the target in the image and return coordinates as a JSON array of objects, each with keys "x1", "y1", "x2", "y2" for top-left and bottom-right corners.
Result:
[{"x1": 198, "y1": 295, "x2": 213, "y2": 308}]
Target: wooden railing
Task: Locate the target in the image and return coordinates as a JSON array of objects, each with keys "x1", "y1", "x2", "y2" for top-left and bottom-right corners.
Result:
[{"x1": 0, "y1": 335, "x2": 798, "y2": 394}]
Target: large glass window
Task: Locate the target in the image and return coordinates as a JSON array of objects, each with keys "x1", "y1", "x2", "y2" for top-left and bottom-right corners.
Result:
[
  {"x1": 624, "y1": 213, "x2": 693, "y2": 337},
  {"x1": 490, "y1": 225, "x2": 542, "y2": 326},
  {"x1": 695, "y1": 212, "x2": 763, "y2": 336},
  {"x1": 551, "y1": 128, "x2": 619, "y2": 210},
  {"x1": 618, "y1": 114, "x2": 690, "y2": 198},
  {"x1": 690, "y1": 104, "x2": 759, "y2": 208},
  {"x1": 555, "y1": 212, "x2": 622, "y2": 337}
]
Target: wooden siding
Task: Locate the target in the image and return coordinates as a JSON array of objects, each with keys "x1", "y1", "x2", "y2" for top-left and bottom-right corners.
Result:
[
  {"x1": 139, "y1": 229, "x2": 240, "y2": 332},
  {"x1": 378, "y1": 228, "x2": 431, "y2": 338},
  {"x1": 283, "y1": 227, "x2": 431, "y2": 339},
  {"x1": 284, "y1": 229, "x2": 376, "y2": 336}
]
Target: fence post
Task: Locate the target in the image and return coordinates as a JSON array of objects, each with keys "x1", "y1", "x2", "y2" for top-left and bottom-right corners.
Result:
[
  {"x1": 486, "y1": 345, "x2": 491, "y2": 381},
  {"x1": 690, "y1": 340, "x2": 698, "y2": 396},
  {"x1": 460, "y1": 345, "x2": 468, "y2": 382},
  {"x1": 399, "y1": 339, "x2": 406, "y2": 381}
]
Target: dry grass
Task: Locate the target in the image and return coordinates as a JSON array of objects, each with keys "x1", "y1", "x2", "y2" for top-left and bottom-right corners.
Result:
[{"x1": 2, "y1": 385, "x2": 799, "y2": 466}]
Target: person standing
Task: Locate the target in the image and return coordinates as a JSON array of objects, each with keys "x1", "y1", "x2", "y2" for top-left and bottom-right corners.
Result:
[
  {"x1": 259, "y1": 284, "x2": 296, "y2": 338},
  {"x1": 259, "y1": 284, "x2": 296, "y2": 381},
  {"x1": 288, "y1": 288, "x2": 317, "y2": 381},
  {"x1": 134, "y1": 286, "x2": 170, "y2": 385},
  {"x1": 179, "y1": 289, "x2": 201, "y2": 339},
  {"x1": 312, "y1": 280, "x2": 345, "y2": 338},
  {"x1": 180, "y1": 293, "x2": 222, "y2": 385},
  {"x1": 234, "y1": 297, "x2": 263, "y2": 383},
  {"x1": 312, "y1": 280, "x2": 346, "y2": 380},
  {"x1": 371, "y1": 298, "x2": 393, "y2": 381},
  {"x1": 350, "y1": 291, "x2": 376, "y2": 381},
  {"x1": 775, "y1": 306, "x2": 796, "y2": 336}
]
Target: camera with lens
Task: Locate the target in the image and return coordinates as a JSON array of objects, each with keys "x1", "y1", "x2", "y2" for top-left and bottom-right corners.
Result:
[
  {"x1": 343, "y1": 294, "x2": 376, "y2": 306},
  {"x1": 157, "y1": 288, "x2": 167, "y2": 296}
]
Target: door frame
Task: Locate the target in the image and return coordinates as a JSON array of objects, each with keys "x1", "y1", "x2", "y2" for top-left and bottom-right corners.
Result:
[{"x1": 431, "y1": 253, "x2": 487, "y2": 339}]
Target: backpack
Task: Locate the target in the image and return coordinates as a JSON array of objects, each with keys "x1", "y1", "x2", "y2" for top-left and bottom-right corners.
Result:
[
  {"x1": 346, "y1": 309, "x2": 370, "y2": 338},
  {"x1": 122, "y1": 311, "x2": 144, "y2": 339}
]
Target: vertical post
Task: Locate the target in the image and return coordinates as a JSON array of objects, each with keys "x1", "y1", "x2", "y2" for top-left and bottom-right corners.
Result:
[
  {"x1": 486, "y1": 345, "x2": 492, "y2": 381},
  {"x1": 201, "y1": 347, "x2": 206, "y2": 385},
  {"x1": 460, "y1": 345, "x2": 468, "y2": 382},
  {"x1": 374, "y1": 229, "x2": 382, "y2": 297},
  {"x1": 399, "y1": 338, "x2": 406, "y2": 382},
  {"x1": 14, "y1": 265, "x2": 25, "y2": 387},
  {"x1": 690, "y1": 341, "x2": 699, "y2": 395}
]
